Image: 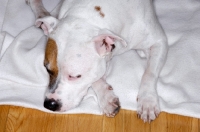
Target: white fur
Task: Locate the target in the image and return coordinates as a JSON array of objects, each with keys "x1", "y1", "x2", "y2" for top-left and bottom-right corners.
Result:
[{"x1": 27, "y1": 0, "x2": 168, "y2": 122}]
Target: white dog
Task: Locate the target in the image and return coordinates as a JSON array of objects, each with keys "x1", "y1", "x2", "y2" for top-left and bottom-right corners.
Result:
[{"x1": 26, "y1": 0, "x2": 168, "y2": 122}]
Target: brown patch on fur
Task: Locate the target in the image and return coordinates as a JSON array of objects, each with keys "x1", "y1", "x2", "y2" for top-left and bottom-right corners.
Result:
[
  {"x1": 44, "y1": 38, "x2": 58, "y2": 87},
  {"x1": 94, "y1": 6, "x2": 105, "y2": 18},
  {"x1": 95, "y1": 6, "x2": 101, "y2": 11}
]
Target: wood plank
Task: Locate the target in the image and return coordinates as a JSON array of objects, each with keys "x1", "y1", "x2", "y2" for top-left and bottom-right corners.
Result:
[
  {"x1": 0, "y1": 105, "x2": 199, "y2": 132},
  {"x1": 124, "y1": 110, "x2": 151, "y2": 132},
  {"x1": 54, "y1": 114, "x2": 70, "y2": 132},
  {"x1": 63, "y1": 114, "x2": 78, "y2": 132},
  {"x1": 190, "y1": 118, "x2": 199, "y2": 132},
  {"x1": 77, "y1": 114, "x2": 103, "y2": 132},
  {"x1": 21, "y1": 109, "x2": 56, "y2": 132},
  {"x1": 103, "y1": 109, "x2": 124, "y2": 132},
  {"x1": 5, "y1": 106, "x2": 56, "y2": 132},
  {"x1": 199, "y1": 119, "x2": 200, "y2": 132},
  {"x1": 0, "y1": 105, "x2": 10, "y2": 132},
  {"x1": 167, "y1": 113, "x2": 199, "y2": 132},
  {"x1": 5, "y1": 106, "x2": 25, "y2": 132},
  {"x1": 151, "y1": 112, "x2": 168, "y2": 132},
  {"x1": 65, "y1": 114, "x2": 103, "y2": 132}
]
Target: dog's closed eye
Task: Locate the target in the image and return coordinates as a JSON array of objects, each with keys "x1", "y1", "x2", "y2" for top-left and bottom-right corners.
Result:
[{"x1": 76, "y1": 75, "x2": 82, "y2": 78}]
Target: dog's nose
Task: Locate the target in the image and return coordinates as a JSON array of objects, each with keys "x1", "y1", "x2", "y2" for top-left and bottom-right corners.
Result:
[{"x1": 44, "y1": 98, "x2": 61, "y2": 111}]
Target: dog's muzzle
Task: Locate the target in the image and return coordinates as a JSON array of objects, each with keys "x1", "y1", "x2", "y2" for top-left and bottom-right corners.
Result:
[{"x1": 44, "y1": 98, "x2": 61, "y2": 111}]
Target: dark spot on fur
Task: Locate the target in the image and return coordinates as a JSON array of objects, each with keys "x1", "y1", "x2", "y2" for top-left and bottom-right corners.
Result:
[
  {"x1": 99, "y1": 12, "x2": 105, "y2": 17},
  {"x1": 95, "y1": 6, "x2": 101, "y2": 11},
  {"x1": 94, "y1": 6, "x2": 105, "y2": 17}
]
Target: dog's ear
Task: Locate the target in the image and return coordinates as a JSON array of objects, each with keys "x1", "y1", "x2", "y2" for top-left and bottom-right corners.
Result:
[
  {"x1": 93, "y1": 29, "x2": 127, "y2": 57},
  {"x1": 35, "y1": 16, "x2": 59, "y2": 35}
]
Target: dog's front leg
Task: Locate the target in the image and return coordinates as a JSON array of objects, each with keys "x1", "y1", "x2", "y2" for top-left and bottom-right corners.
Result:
[
  {"x1": 26, "y1": 0, "x2": 50, "y2": 20},
  {"x1": 137, "y1": 41, "x2": 168, "y2": 123},
  {"x1": 92, "y1": 79, "x2": 120, "y2": 117}
]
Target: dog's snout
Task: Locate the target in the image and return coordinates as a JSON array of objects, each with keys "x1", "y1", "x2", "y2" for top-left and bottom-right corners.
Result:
[{"x1": 44, "y1": 98, "x2": 61, "y2": 111}]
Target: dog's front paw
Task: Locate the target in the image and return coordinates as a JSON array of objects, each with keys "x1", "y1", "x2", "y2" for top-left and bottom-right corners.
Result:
[
  {"x1": 137, "y1": 93, "x2": 160, "y2": 123},
  {"x1": 99, "y1": 87, "x2": 120, "y2": 117}
]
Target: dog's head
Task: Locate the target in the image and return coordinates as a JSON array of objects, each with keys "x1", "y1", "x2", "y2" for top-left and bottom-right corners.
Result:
[{"x1": 37, "y1": 16, "x2": 127, "y2": 112}]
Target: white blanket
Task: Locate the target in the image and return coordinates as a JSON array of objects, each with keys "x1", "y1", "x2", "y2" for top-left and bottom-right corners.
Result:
[{"x1": 0, "y1": 0, "x2": 200, "y2": 118}]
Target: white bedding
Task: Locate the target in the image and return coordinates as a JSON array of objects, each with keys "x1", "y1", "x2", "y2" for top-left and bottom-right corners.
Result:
[{"x1": 0, "y1": 0, "x2": 200, "y2": 118}]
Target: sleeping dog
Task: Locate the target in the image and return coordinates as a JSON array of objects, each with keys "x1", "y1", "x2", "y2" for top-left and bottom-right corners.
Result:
[{"x1": 26, "y1": 0, "x2": 168, "y2": 122}]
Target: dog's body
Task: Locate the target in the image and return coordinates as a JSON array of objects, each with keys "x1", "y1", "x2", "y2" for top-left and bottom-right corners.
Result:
[{"x1": 26, "y1": 0, "x2": 168, "y2": 122}]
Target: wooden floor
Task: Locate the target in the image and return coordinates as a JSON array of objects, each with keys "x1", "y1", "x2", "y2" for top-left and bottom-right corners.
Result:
[{"x1": 0, "y1": 105, "x2": 199, "y2": 132}]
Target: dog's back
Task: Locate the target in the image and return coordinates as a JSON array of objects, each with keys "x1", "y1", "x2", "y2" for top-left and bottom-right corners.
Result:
[{"x1": 58, "y1": 0, "x2": 163, "y2": 54}]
